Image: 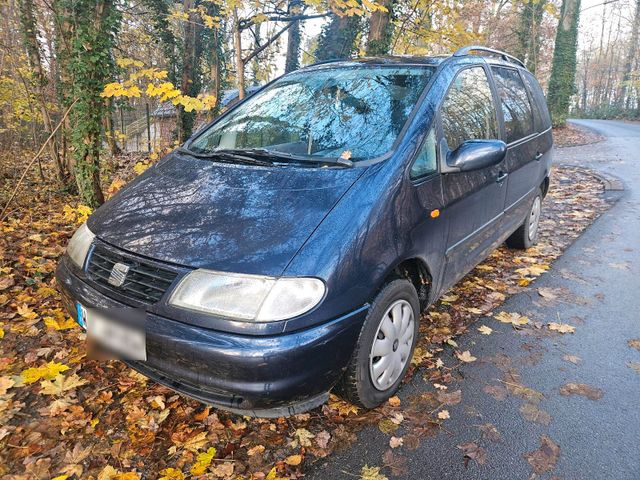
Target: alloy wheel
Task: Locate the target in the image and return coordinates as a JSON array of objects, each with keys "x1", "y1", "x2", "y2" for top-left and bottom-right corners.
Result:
[{"x1": 528, "y1": 196, "x2": 541, "y2": 241}]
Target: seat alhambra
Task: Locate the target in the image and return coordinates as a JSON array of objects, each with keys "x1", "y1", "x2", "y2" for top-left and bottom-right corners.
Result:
[{"x1": 56, "y1": 46, "x2": 553, "y2": 417}]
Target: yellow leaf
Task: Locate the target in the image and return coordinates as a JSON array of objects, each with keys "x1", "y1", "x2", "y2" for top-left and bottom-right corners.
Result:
[
  {"x1": 494, "y1": 311, "x2": 529, "y2": 326},
  {"x1": 133, "y1": 162, "x2": 150, "y2": 175},
  {"x1": 40, "y1": 373, "x2": 88, "y2": 395},
  {"x1": 21, "y1": 361, "x2": 69, "y2": 384},
  {"x1": 361, "y1": 465, "x2": 388, "y2": 480},
  {"x1": 182, "y1": 431, "x2": 209, "y2": 452},
  {"x1": 477, "y1": 325, "x2": 493, "y2": 335},
  {"x1": 44, "y1": 316, "x2": 78, "y2": 331},
  {"x1": 17, "y1": 304, "x2": 38, "y2": 320},
  {"x1": 189, "y1": 447, "x2": 216, "y2": 475},
  {"x1": 548, "y1": 322, "x2": 575, "y2": 334},
  {"x1": 159, "y1": 468, "x2": 185, "y2": 480},
  {"x1": 265, "y1": 467, "x2": 287, "y2": 480},
  {"x1": 97, "y1": 465, "x2": 119, "y2": 480},
  {"x1": 52, "y1": 476, "x2": 69, "y2": 480},
  {"x1": 114, "y1": 473, "x2": 140, "y2": 480}
]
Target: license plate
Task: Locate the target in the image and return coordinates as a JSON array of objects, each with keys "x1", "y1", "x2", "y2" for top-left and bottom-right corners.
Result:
[{"x1": 77, "y1": 303, "x2": 146, "y2": 360}]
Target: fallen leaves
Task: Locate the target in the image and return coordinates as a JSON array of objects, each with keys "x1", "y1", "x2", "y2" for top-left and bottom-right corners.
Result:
[
  {"x1": 524, "y1": 436, "x2": 560, "y2": 475},
  {"x1": 21, "y1": 361, "x2": 69, "y2": 384},
  {"x1": 627, "y1": 362, "x2": 640, "y2": 374},
  {"x1": 562, "y1": 354, "x2": 582, "y2": 364},
  {"x1": 477, "y1": 423, "x2": 501, "y2": 442},
  {"x1": 559, "y1": 383, "x2": 604, "y2": 400},
  {"x1": 494, "y1": 311, "x2": 530, "y2": 327},
  {"x1": 189, "y1": 447, "x2": 216, "y2": 475},
  {"x1": 548, "y1": 322, "x2": 576, "y2": 334},
  {"x1": 284, "y1": 454, "x2": 302, "y2": 466},
  {"x1": 519, "y1": 403, "x2": 552, "y2": 425},
  {"x1": 360, "y1": 465, "x2": 388, "y2": 480},
  {"x1": 436, "y1": 389, "x2": 462, "y2": 406},
  {"x1": 457, "y1": 442, "x2": 487, "y2": 466},
  {"x1": 477, "y1": 325, "x2": 493, "y2": 335},
  {"x1": 389, "y1": 436, "x2": 403, "y2": 448},
  {"x1": 628, "y1": 339, "x2": 640, "y2": 351},
  {"x1": 40, "y1": 373, "x2": 88, "y2": 395},
  {"x1": 437, "y1": 410, "x2": 450, "y2": 420},
  {"x1": 0, "y1": 164, "x2": 611, "y2": 479},
  {"x1": 456, "y1": 350, "x2": 477, "y2": 363}
]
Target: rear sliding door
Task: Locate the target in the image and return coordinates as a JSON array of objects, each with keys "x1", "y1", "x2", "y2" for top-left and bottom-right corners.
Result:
[{"x1": 490, "y1": 66, "x2": 541, "y2": 234}]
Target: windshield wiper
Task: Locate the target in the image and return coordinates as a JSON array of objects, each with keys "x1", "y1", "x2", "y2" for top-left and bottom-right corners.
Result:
[
  {"x1": 177, "y1": 147, "x2": 274, "y2": 167},
  {"x1": 217, "y1": 148, "x2": 354, "y2": 168}
]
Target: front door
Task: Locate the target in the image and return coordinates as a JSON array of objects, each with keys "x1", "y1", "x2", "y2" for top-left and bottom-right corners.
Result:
[{"x1": 438, "y1": 65, "x2": 507, "y2": 291}]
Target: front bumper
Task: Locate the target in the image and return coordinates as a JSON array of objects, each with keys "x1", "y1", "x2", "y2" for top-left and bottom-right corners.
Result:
[{"x1": 56, "y1": 257, "x2": 368, "y2": 416}]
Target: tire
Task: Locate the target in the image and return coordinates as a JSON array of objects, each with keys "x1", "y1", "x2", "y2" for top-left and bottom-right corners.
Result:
[
  {"x1": 335, "y1": 279, "x2": 420, "y2": 408},
  {"x1": 506, "y1": 189, "x2": 543, "y2": 250}
]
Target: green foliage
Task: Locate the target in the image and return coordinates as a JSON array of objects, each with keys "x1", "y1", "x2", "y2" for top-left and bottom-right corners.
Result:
[
  {"x1": 547, "y1": 0, "x2": 581, "y2": 127},
  {"x1": 57, "y1": 0, "x2": 121, "y2": 207}
]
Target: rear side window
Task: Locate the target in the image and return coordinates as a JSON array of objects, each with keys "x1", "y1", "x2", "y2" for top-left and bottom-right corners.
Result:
[
  {"x1": 441, "y1": 67, "x2": 499, "y2": 151},
  {"x1": 491, "y1": 67, "x2": 535, "y2": 143},
  {"x1": 521, "y1": 71, "x2": 552, "y2": 131}
]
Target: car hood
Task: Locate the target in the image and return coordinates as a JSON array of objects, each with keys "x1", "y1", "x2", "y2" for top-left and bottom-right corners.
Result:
[{"x1": 88, "y1": 152, "x2": 365, "y2": 276}]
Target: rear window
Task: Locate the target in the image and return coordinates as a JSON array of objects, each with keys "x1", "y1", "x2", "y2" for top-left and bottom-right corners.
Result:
[
  {"x1": 521, "y1": 71, "x2": 552, "y2": 131},
  {"x1": 491, "y1": 67, "x2": 535, "y2": 143}
]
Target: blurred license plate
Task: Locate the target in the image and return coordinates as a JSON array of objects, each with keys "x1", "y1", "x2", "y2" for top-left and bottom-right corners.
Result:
[{"x1": 78, "y1": 304, "x2": 146, "y2": 360}]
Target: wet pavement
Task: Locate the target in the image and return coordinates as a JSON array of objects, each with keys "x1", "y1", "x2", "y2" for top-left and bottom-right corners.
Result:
[{"x1": 308, "y1": 120, "x2": 640, "y2": 479}]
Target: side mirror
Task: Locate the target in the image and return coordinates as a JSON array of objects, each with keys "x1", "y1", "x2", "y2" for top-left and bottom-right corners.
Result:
[{"x1": 442, "y1": 139, "x2": 507, "y2": 173}]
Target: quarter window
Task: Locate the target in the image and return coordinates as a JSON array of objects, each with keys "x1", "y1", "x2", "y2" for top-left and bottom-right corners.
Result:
[
  {"x1": 521, "y1": 71, "x2": 552, "y2": 131},
  {"x1": 410, "y1": 128, "x2": 437, "y2": 179},
  {"x1": 491, "y1": 67, "x2": 535, "y2": 143},
  {"x1": 441, "y1": 67, "x2": 499, "y2": 151}
]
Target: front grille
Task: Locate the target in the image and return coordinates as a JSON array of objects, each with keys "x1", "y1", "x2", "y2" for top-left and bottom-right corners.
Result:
[{"x1": 87, "y1": 244, "x2": 178, "y2": 304}]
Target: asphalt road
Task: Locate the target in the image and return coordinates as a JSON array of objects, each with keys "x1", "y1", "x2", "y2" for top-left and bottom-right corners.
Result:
[{"x1": 308, "y1": 119, "x2": 640, "y2": 480}]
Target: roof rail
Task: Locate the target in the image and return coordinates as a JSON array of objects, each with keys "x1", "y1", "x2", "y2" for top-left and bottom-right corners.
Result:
[{"x1": 453, "y1": 45, "x2": 525, "y2": 68}]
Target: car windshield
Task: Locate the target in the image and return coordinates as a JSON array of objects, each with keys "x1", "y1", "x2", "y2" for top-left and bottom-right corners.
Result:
[{"x1": 188, "y1": 65, "x2": 435, "y2": 162}]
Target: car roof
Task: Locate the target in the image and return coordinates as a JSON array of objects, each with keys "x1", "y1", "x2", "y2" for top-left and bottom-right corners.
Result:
[{"x1": 301, "y1": 46, "x2": 529, "y2": 73}]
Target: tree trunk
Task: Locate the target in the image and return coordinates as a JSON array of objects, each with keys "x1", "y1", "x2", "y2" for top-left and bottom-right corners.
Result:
[
  {"x1": 366, "y1": 0, "x2": 394, "y2": 56},
  {"x1": 234, "y1": 8, "x2": 245, "y2": 99},
  {"x1": 547, "y1": 0, "x2": 581, "y2": 126},
  {"x1": 619, "y1": 0, "x2": 640, "y2": 110},
  {"x1": 58, "y1": 0, "x2": 120, "y2": 207},
  {"x1": 17, "y1": 0, "x2": 67, "y2": 184},
  {"x1": 177, "y1": 0, "x2": 197, "y2": 142},
  {"x1": 285, "y1": 0, "x2": 302, "y2": 73},
  {"x1": 315, "y1": 13, "x2": 362, "y2": 61}
]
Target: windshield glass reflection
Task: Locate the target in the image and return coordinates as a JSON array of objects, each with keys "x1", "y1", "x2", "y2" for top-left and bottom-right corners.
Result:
[{"x1": 189, "y1": 65, "x2": 435, "y2": 161}]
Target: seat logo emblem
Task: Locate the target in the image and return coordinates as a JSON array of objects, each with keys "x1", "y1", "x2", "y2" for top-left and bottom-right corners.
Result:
[{"x1": 108, "y1": 262, "x2": 130, "y2": 287}]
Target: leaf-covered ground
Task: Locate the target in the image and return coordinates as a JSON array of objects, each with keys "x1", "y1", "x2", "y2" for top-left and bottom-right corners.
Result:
[{"x1": 0, "y1": 157, "x2": 610, "y2": 479}]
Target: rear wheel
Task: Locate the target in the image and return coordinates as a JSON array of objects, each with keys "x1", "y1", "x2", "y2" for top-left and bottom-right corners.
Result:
[
  {"x1": 335, "y1": 279, "x2": 419, "y2": 408},
  {"x1": 506, "y1": 190, "x2": 542, "y2": 249}
]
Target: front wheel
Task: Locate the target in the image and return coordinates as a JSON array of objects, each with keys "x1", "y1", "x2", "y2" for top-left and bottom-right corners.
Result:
[
  {"x1": 506, "y1": 190, "x2": 542, "y2": 249},
  {"x1": 335, "y1": 279, "x2": 419, "y2": 408}
]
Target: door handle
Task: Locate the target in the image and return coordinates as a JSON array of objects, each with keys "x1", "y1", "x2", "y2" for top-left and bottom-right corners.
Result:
[
  {"x1": 496, "y1": 172, "x2": 508, "y2": 183},
  {"x1": 535, "y1": 152, "x2": 543, "y2": 161}
]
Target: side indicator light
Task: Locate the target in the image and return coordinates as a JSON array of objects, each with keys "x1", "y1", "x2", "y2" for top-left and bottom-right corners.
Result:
[{"x1": 430, "y1": 209, "x2": 440, "y2": 218}]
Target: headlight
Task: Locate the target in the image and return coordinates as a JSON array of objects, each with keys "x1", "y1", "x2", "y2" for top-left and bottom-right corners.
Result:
[
  {"x1": 66, "y1": 222, "x2": 95, "y2": 268},
  {"x1": 168, "y1": 269, "x2": 325, "y2": 322}
]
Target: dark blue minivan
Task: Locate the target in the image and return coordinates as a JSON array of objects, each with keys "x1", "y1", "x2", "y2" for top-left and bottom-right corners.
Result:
[{"x1": 56, "y1": 46, "x2": 553, "y2": 417}]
